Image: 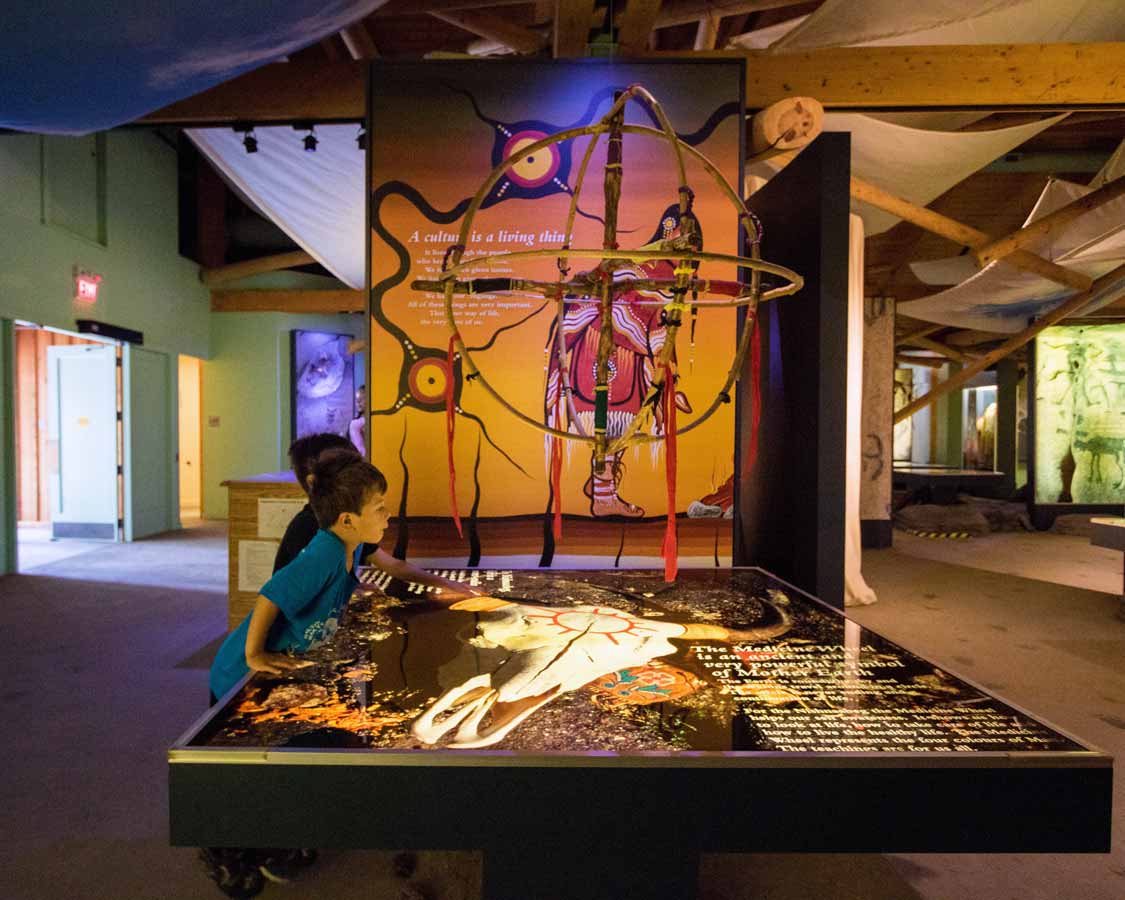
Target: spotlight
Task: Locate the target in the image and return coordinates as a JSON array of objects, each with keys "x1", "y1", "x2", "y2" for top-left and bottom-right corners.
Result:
[
  {"x1": 303, "y1": 128, "x2": 318, "y2": 153},
  {"x1": 356, "y1": 127, "x2": 367, "y2": 151},
  {"x1": 233, "y1": 124, "x2": 257, "y2": 154}
]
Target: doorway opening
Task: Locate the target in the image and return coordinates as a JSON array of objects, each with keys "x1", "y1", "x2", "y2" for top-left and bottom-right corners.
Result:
[
  {"x1": 178, "y1": 355, "x2": 203, "y2": 521},
  {"x1": 14, "y1": 321, "x2": 121, "y2": 572}
]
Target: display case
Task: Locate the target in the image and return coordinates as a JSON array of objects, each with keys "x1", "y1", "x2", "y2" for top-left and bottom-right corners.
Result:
[{"x1": 171, "y1": 568, "x2": 1111, "y2": 900}]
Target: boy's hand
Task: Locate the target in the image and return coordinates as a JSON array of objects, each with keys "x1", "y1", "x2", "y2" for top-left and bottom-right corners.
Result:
[
  {"x1": 448, "y1": 596, "x2": 513, "y2": 612},
  {"x1": 433, "y1": 578, "x2": 484, "y2": 601},
  {"x1": 246, "y1": 651, "x2": 313, "y2": 676}
]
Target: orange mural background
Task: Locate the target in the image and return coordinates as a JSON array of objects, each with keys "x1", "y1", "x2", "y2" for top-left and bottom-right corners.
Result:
[{"x1": 369, "y1": 61, "x2": 744, "y2": 526}]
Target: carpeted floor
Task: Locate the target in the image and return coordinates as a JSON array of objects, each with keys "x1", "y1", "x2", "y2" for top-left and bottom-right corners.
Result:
[{"x1": 0, "y1": 522, "x2": 1121, "y2": 899}]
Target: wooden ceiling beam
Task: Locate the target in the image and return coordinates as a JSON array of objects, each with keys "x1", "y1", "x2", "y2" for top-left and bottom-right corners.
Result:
[
  {"x1": 139, "y1": 59, "x2": 366, "y2": 124},
  {"x1": 663, "y1": 42, "x2": 1125, "y2": 108},
  {"x1": 431, "y1": 9, "x2": 549, "y2": 54},
  {"x1": 138, "y1": 43, "x2": 1125, "y2": 126},
  {"x1": 339, "y1": 23, "x2": 380, "y2": 60},
  {"x1": 975, "y1": 175, "x2": 1125, "y2": 268},
  {"x1": 896, "y1": 354, "x2": 947, "y2": 369},
  {"x1": 554, "y1": 0, "x2": 596, "y2": 58},
  {"x1": 656, "y1": 0, "x2": 815, "y2": 29},
  {"x1": 851, "y1": 176, "x2": 1094, "y2": 292},
  {"x1": 693, "y1": 15, "x2": 720, "y2": 52},
  {"x1": 201, "y1": 251, "x2": 316, "y2": 287},
  {"x1": 211, "y1": 289, "x2": 364, "y2": 313},
  {"x1": 900, "y1": 334, "x2": 975, "y2": 364},
  {"x1": 618, "y1": 0, "x2": 663, "y2": 55}
]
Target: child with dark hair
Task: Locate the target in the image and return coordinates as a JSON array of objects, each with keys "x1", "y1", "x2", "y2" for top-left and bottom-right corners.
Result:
[
  {"x1": 273, "y1": 434, "x2": 470, "y2": 597},
  {"x1": 274, "y1": 432, "x2": 362, "y2": 572},
  {"x1": 210, "y1": 449, "x2": 474, "y2": 702}
]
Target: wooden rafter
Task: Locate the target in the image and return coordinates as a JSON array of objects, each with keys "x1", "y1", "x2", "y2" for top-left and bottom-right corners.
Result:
[
  {"x1": 200, "y1": 251, "x2": 315, "y2": 287},
  {"x1": 669, "y1": 42, "x2": 1125, "y2": 108},
  {"x1": 339, "y1": 23, "x2": 379, "y2": 60},
  {"x1": 211, "y1": 289, "x2": 363, "y2": 313},
  {"x1": 617, "y1": 0, "x2": 663, "y2": 55},
  {"x1": 896, "y1": 354, "x2": 946, "y2": 369},
  {"x1": 138, "y1": 44, "x2": 1125, "y2": 125},
  {"x1": 431, "y1": 9, "x2": 548, "y2": 54},
  {"x1": 975, "y1": 175, "x2": 1125, "y2": 267},
  {"x1": 693, "y1": 15, "x2": 720, "y2": 51},
  {"x1": 554, "y1": 0, "x2": 596, "y2": 58},
  {"x1": 656, "y1": 0, "x2": 816, "y2": 29},
  {"x1": 901, "y1": 334, "x2": 974, "y2": 364},
  {"x1": 896, "y1": 323, "x2": 944, "y2": 345},
  {"x1": 851, "y1": 176, "x2": 1093, "y2": 292},
  {"x1": 894, "y1": 262, "x2": 1125, "y2": 424}
]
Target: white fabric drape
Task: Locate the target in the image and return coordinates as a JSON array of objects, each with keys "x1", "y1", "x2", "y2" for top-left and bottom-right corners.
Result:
[
  {"x1": 727, "y1": 0, "x2": 1125, "y2": 50},
  {"x1": 846, "y1": 214, "x2": 877, "y2": 607},
  {"x1": 188, "y1": 125, "x2": 366, "y2": 289},
  {"x1": 899, "y1": 177, "x2": 1125, "y2": 332}
]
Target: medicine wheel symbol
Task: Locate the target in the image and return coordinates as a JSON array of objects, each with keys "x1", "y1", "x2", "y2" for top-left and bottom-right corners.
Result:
[{"x1": 522, "y1": 606, "x2": 659, "y2": 645}]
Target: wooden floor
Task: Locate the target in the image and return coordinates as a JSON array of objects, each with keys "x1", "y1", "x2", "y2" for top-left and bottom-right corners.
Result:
[{"x1": 383, "y1": 514, "x2": 732, "y2": 562}]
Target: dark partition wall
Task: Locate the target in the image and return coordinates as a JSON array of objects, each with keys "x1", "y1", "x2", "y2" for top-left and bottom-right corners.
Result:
[{"x1": 734, "y1": 133, "x2": 851, "y2": 608}]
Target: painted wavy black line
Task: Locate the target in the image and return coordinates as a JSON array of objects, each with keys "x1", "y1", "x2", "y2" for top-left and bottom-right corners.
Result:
[
  {"x1": 465, "y1": 301, "x2": 550, "y2": 352},
  {"x1": 466, "y1": 434, "x2": 483, "y2": 567},
  {"x1": 614, "y1": 525, "x2": 625, "y2": 568},
  {"x1": 539, "y1": 489, "x2": 555, "y2": 568},
  {"x1": 393, "y1": 419, "x2": 409, "y2": 561},
  {"x1": 458, "y1": 409, "x2": 529, "y2": 478},
  {"x1": 677, "y1": 101, "x2": 740, "y2": 147},
  {"x1": 371, "y1": 180, "x2": 472, "y2": 342}
]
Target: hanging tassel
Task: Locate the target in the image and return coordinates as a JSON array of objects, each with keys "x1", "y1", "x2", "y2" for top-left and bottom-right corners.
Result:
[
  {"x1": 446, "y1": 332, "x2": 463, "y2": 537},
  {"x1": 551, "y1": 383, "x2": 564, "y2": 539},
  {"x1": 661, "y1": 362, "x2": 678, "y2": 583}
]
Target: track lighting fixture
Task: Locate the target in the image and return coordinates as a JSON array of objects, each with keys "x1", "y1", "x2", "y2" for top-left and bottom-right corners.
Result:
[
  {"x1": 233, "y1": 124, "x2": 257, "y2": 154},
  {"x1": 356, "y1": 127, "x2": 367, "y2": 151}
]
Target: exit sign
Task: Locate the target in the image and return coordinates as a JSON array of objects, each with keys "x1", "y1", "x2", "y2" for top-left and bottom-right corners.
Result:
[{"x1": 73, "y1": 267, "x2": 102, "y2": 303}]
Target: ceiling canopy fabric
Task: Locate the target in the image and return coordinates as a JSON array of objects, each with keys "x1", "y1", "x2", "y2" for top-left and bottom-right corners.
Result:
[{"x1": 0, "y1": 0, "x2": 386, "y2": 135}]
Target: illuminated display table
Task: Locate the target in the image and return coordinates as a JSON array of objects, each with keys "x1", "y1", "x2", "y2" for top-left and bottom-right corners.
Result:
[{"x1": 170, "y1": 568, "x2": 1111, "y2": 900}]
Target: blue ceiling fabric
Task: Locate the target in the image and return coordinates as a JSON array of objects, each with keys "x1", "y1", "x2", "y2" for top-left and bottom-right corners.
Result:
[{"x1": 0, "y1": 0, "x2": 385, "y2": 135}]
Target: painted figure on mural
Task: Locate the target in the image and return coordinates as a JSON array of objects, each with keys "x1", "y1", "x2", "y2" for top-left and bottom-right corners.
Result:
[{"x1": 544, "y1": 200, "x2": 696, "y2": 517}]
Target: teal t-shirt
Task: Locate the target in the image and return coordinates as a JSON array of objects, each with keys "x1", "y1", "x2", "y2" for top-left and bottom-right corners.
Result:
[{"x1": 208, "y1": 529, "x2": 364, "y2": 701}]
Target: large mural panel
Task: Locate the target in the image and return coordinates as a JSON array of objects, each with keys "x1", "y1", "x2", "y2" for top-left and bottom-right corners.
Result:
[
  {"x1": 1035, "y1": 323, "x2": 1125, "y2": 504},
  {"x1": 369, "y1": 62, "x2": 743, "y2": 559}
]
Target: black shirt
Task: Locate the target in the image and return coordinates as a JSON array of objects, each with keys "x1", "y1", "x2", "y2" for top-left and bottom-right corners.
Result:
[{"x1": 272, "y1": 504, "x2": 379, "y2": 573}]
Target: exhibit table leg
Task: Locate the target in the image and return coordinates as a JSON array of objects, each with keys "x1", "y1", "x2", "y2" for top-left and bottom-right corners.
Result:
[{"x1": 481, "y1": 840, "x2": 700, "y2": 900}]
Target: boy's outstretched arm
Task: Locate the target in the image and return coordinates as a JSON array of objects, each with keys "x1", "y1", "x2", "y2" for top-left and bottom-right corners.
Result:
[
  {"x1": 244, "y1": 595, "x2": 313, "y2": 675},
  {"x1": 365, "y1": 547, "x2": 482, "y2": 599}
]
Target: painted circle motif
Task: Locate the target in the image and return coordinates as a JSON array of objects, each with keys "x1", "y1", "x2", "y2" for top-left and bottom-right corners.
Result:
[
  {"x1": 502, "y1": 130, "x2": 560, "y2": 189},
  {"x1": 408, "y1": 357, "x2": 450, "y2": 404}
]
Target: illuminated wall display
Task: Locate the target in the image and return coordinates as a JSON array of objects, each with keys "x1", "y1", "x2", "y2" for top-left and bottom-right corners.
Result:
[{"x1": 1035, "y1": 323, "x2": 1125, "y2": 504}]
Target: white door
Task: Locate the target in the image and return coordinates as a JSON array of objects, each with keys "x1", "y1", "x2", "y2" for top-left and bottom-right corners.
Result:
[
  {"x1": 46, "y1": 343, "x2": 119, "y2": 539},
  {"x1": 124, "y1": 345, "x2": 176, "y2": 540}
]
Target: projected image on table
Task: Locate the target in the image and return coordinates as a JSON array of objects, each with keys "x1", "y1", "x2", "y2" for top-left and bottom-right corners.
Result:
[
  {"x1": 190, "y1": 570, "x2": 1080, "y2": 755},
  {"x1": 1036, "y1": 324, "x2": 1125, "y2": 504}
]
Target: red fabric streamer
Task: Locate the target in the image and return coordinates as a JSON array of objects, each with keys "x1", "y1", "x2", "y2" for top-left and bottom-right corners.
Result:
[
  {"x1": 446, "y1": 332, "x2": 463, "y2": 537},
  {"x1": 661, "y1": 363, "x2": 678, "y2": 583},
  {"x1": 550, "y1": 389, "x2": 563, "y2": 540}
]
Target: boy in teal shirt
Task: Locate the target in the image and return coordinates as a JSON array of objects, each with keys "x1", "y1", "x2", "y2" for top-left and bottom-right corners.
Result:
[{"x1": 209, "y1": 449, "x2": 473, "y2": 702}]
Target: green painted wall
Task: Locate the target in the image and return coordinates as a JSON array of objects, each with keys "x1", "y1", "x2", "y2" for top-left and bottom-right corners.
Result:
[
  {"x1": 0, "y1": 320, "x2": 16, "y2": 574},
  {"x1": 202, "y1": 311, "x2": 363, "y2": 519},
  {"x1": 0, "y1": 131, "x2": 210, "y2": 357}
]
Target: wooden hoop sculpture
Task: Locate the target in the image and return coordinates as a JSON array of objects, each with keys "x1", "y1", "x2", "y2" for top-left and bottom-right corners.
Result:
[{"x1": 410, "y1": 84, "x2": 803, "y2": 579}]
